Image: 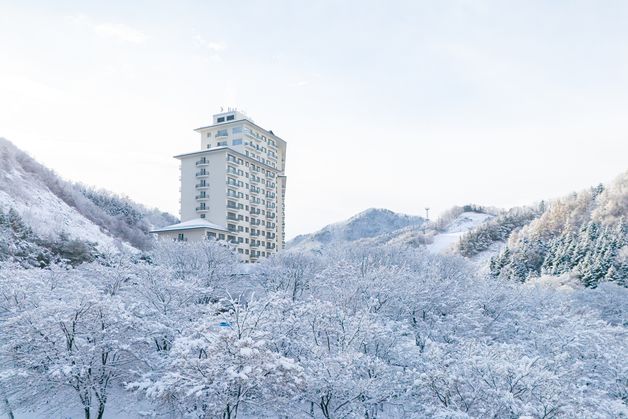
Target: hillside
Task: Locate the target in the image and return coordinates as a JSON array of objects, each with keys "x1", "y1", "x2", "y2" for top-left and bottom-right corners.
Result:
[
  {"x1": 287, "y1": 208, "x2": 425, "y2": 250},
  {"x1": 491, "y1": 171, "x2": 628, "y2": 287},
  {"x1": 287, "y1": 206, "x2": 503, "y2": 258},
  {"x1": 0, "y1": 138, "x2": 177, "y2": 265}
]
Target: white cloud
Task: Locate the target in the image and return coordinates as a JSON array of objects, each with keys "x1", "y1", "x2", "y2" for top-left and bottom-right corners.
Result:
[
  {"x1": 204, "y1": 41, "x2": 226, "y2": 52},
  {"x1": 68, "y1": 14, "x2": 148, "y2": 44},
  {"x1": 193, "y1": 34, "x2": 226, "y2": 52},
  {"x1": 93, "y1": 22, "x2": 148, "y2": 44}
]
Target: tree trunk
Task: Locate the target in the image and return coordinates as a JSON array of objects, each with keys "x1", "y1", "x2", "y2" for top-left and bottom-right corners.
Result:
[
  {"x1": 96, "y1": 402, "x2": 106, "y2": 419},
  {"x1": 3, "y1": 397, "x2": 15, "y2": 419}
]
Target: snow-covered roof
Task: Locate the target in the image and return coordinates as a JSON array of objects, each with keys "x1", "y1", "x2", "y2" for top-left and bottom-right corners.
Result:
[
  {"x1": 150, "y1": 218, "x2": 228, "y2": 233},
  {"x1": 174, "y1": 147, "x2": 230, "y2": 159}
]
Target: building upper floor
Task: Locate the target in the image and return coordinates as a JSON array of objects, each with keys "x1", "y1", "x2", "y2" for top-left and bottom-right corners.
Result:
[{"x1": 193, "y1": 109, "x2": 287, "y2": 173}]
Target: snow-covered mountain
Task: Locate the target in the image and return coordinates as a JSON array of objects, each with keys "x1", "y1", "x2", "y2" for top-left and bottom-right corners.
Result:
[
  {"x1": 287, "y1": 207, "x2": 499, "y2": 257},
  {"x1": 0, "y1": 138, "x2": 176, "y2": 256},
  {"x1": 287, "y1": 208, "x2": 425, "y2": 251},
  {"x1": 359, "y1": 210, "x2": 497, "y2": 254}
]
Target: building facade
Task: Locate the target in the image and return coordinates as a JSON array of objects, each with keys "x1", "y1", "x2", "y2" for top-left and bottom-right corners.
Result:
[{"x1": 152, "y1": 110, "x2": 287, "y2": 262}]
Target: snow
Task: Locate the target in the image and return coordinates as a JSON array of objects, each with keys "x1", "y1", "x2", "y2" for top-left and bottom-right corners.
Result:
[
  {"x1": 286, "y1": 209, "x2": 499, "y2": 260},
  {"x1": 0, "y1": 169, "x2": 129, "y2": 253},
  {"x1": 150, "y1": 218, "x2": 228, "y2": 233},
  {"x1": 0, "y1": 139, "x2": 174, "y2": 253},
  {"x1": 427, "y1": 212, "x2": 494, "y2": 254},
  {"x1": 288, "y1": 208, "x2": 424, "y2": 250}
]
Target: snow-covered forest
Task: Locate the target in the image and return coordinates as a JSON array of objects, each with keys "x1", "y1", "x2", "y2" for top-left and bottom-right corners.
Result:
[
  {"x1": 1, "y1": 140, "x2": 627, "y2": 418},
  {"x1": 490, "y1": 172, "x2": 628, "y2": 287},
  {"x1": 1, "y1": 239, "x2": 626, "y2": 418}
]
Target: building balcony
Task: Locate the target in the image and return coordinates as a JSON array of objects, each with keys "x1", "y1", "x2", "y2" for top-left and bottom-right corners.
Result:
[
  {"x1": 196, "y1": 195, "x2": 209, "y2": 200},
  {"x1": 195, "y1": 183, "x2": 208, "y2": 189},
  {"x1": 196, "y1": 171, "x2": 209, "y2": 177},
  {"x1": 244, "y1": 131, "x2": 260, "y2": 140},
  {"x1": 195, "y1": 160, "x2": 208, "y2": 166},
  {"x1": 196, "y1": 206, "x2": 209, "y2": 212}
]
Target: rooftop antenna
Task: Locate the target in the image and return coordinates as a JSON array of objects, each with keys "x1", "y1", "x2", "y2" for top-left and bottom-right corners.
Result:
[
  {"x1": 425, "y1": 207, "x2": 430, "y2": 221},
  {"x1": 220, "y1": 106, "x2": 224, "y2": 112}
]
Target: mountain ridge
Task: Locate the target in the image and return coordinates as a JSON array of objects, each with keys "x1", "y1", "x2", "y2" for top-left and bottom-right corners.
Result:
[{"x1": 287, "y1": 207, "x2": 426, "y2": 250}]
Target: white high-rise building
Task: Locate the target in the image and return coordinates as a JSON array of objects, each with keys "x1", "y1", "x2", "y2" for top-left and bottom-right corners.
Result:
[{"x1": 152, "y1": 109, "x2": 287, "y2": 262}]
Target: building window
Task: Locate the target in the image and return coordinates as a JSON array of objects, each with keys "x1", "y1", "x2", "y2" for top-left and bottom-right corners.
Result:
[
  {"x1": 216, "y1": 129, "x2": 228, "y2": 137},
  {"x1": 219, "y1": 234, "x2": 225, "y2": 240},
  {"x1": 177, "y1": 233, "x2": 185, "y2": 241},
  {"x1": 226, "y1": 115, "x2": 235, "y2": 121},
  {"x1": 232, "y1": 126, "x2": 243, "y2": 134},
  {"x1": 200, "y1": 214, "x2": 206, "y2": 219},
  {"x1": 232, "y1": 139, "x2": 243, "y2": 145},
  {"x1": 217, "y1": 141, "x2": 227, "y2": 146},
  {"x1": 217, "y1": 117, "x2": 225, "y2": 123}
]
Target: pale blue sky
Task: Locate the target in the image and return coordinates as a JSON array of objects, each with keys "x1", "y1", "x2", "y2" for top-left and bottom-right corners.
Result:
[{"x1": 1, "y1": 0, "x2": 627, "y2": 238}]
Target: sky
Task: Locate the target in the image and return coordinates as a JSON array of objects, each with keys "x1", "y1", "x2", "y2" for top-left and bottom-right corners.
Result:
[{"x1": 1, "y1": 0, "x2": 627, "y2": 239}]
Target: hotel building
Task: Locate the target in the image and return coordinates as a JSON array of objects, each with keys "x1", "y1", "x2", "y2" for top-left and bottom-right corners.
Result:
[{"x1": 152, "y1": 109, "x2": 287, "y2": 262}]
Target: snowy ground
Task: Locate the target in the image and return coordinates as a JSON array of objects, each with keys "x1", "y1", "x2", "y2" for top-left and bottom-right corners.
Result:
[{"x1": 427, "y1": 212, "x2": 494, "y2": 255}]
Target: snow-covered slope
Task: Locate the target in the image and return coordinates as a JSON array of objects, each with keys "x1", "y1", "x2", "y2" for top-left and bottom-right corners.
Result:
[
  {"x1": 287, "y1": 208, "x2": 425, "y2": 251},
  {"x1": 0, "y1": 138, "x2": 176, "y2": 252},
  {"x1": 357, "y1": 210, "x2": 496, "y2": 254},
  {"x1": 287, "y1": 207, "x2": 498, "y2": 257},
  {"x1": 427, "y1": 212, "x2": 494, "y2": 254}
]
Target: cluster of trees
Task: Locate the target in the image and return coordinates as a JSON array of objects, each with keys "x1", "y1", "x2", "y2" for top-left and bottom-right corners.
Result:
[
  {"x1": 77, "y1": 185, "x2": 178, "y2": 246},
  {"x1": 491, "y1": 220, "x2": 627, "y2": 287},
  {"x1": 1, "y1": 239, "x2": 626, "y2": 418},
  {"x1": 458, "y1": 206, "x2": 542, "y2": 257},
  {"x1": 490, "y1": 173, "x2": 628, "y2": 288},
  {"x1": 0, "y1": 207, "x2": 98, "y2": 268}
]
